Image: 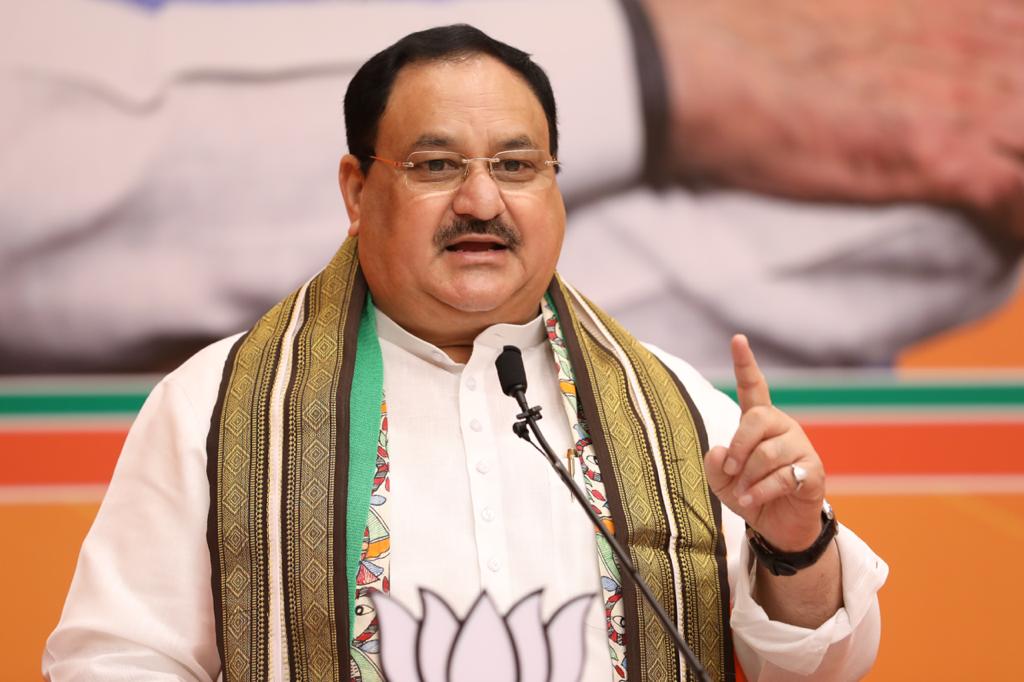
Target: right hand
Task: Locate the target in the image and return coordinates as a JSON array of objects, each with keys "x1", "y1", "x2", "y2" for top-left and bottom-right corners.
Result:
[{"x1": 642, "y1": 0, "x2": 1024, "y2": 242}]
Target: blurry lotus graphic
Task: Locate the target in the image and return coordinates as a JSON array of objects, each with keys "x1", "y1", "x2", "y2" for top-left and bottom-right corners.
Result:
[{"x1": 369, "y1": 590, "x2": 594, "y2": 682}]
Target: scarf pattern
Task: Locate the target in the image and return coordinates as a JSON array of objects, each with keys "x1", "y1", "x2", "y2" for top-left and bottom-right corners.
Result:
[
  {"x1": 349, "y1": 400, "x2": 390, "y2": 682},
  {"x1": 542, "y1": 295, "x2": 629, "y2": 682}
]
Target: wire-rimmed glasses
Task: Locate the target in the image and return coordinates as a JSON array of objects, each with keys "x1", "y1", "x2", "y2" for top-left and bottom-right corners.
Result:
[{"x1": 370, "y1": 149, "x2": 560, "y2": 192}]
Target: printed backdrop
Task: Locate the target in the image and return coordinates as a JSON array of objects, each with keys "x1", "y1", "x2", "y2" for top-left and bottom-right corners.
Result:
[{"x1": 2, "y1": 1, "x2": 1023, "y2": 680}]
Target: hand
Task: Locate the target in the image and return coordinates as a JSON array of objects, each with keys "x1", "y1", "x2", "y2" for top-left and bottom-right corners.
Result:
[
  {"x1": 641, "y1": 0, "x2": 1024, "y2": 242},
  {"x1": 704, "y1": 335, "x2": 825, "y2": 552}
]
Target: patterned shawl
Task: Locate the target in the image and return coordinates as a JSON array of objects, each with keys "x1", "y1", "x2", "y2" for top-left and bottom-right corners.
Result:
[{"x1": 206, "y1": 238, "x2": 734, "y2": 681}]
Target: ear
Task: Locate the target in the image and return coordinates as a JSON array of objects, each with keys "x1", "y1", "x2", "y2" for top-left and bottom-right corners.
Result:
[{"x1": 339, "y1": 154, "x2": 366, "y2": 237}]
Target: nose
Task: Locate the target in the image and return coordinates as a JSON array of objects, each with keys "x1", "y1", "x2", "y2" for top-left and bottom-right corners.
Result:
[{"x1": 450, "y1": 161, "x2": 507, "y2": 220}]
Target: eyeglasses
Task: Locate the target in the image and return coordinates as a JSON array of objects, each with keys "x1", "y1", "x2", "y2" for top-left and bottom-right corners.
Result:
[{"x1": 369, "y1": 149, "x2": 560, "y2": 192}]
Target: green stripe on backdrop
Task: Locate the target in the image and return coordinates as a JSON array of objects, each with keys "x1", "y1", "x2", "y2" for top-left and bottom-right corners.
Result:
[
  {"x1": 716, "y1": 383, "x2": 1024, "y2": 409},
  {"x1": 0, "y1": 393, "x2": 148, "y2": 415},
  {"x1": 1, "y1": 380, "x2": 1023, "y2": 417}
]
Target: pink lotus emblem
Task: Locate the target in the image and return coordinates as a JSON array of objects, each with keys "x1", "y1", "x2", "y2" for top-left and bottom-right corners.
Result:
[{"x1": 369, "y1": 590, "x2": 594, "y2": 682}]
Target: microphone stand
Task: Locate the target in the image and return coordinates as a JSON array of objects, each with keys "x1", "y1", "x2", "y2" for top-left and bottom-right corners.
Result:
[{"x1": 498, "y1": 349, "x2": 712, "y2": 682}]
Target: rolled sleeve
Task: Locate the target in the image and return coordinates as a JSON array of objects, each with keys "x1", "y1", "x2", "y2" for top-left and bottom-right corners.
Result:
[{"x1": 730, "y1": 523, "x2": 889, "y2": 679}]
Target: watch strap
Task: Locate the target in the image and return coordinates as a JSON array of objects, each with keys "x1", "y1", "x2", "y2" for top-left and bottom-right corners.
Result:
[{"x1": 747, "y1": 507, "x2": 838, "y2": 577}]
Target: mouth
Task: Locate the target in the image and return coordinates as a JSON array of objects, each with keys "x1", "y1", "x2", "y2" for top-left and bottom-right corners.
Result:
[{"x1": 444, "y1": 238, "x2": 509, "y2": 253}]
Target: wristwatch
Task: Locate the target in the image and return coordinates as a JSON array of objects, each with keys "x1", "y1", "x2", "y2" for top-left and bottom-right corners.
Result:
[{"x1": 747, "y1": 500, "x2": 837, "y2": 577}]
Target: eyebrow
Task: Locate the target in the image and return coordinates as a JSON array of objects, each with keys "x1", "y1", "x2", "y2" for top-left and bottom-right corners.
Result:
[
  {"x1": 410, "y1": 134, "x2": 453, "y2": 150},
  {"x1": 408, "y1": 133, "x2": 540, "y2": 153},
  {"x1": 495, "y1": 135, "x2": 537, "y2": 151}
]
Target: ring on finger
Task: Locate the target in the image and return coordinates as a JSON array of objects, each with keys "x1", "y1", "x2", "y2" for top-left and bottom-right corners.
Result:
[{"x1": 790, "y1": 463, "x2": 807, "y2": 491}]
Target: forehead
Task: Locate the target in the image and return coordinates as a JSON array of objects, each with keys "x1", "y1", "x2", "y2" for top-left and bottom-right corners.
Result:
[{"x1": 375, "y1": 55, "x2": 550, "y2": 155}]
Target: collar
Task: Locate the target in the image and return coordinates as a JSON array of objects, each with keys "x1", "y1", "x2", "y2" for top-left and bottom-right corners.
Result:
[{"x1": 374, "y1": 308, "x2": 547, "y2": 369}]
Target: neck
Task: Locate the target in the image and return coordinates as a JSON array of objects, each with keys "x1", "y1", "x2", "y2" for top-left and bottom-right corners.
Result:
[
  {"x1": 370, "y1": 292, "x2": 544, "y2": 364},
  {"x1": 373, "y1": 299, "x2": 541, "y2": 364},
  {"x1": 438, "y1": 343, "x2": 475, "y2": 364}
]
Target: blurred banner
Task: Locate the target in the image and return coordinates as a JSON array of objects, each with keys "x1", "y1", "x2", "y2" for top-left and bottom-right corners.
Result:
[
  {"x1": 2, "y1": 1, "x2": 1023, "y2": 680},
  {"x1": 3, "y1": 0, "x2": 1022, "y2": 374}
]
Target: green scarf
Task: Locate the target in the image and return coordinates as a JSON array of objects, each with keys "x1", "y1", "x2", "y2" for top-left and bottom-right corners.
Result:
[{"x1": 206, "y1": 238, "x2": 733, "y2": 681}]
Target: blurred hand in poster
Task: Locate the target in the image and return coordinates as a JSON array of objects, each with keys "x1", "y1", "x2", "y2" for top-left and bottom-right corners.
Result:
[{"x1": 643, "y1": 0, "x2": 1024, "y2": 241}]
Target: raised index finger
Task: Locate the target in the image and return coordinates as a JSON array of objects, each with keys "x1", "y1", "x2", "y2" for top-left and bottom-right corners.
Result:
[{"x1": 731, "y1": 334, "x2": 772, "y2": 413}]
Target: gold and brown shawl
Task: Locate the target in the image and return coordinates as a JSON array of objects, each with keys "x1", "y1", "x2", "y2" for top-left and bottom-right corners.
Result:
[{"x1": 206, "y1": 237, "x2": 733, "y2": 681}]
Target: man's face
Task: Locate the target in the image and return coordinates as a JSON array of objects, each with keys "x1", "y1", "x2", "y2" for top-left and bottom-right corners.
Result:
[{"x1": 341, "y1": 55, "x2": 566, "y2": 342}]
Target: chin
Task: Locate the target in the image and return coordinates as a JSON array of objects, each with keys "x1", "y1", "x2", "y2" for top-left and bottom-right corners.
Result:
[
  {"x1": 437, "y1": 282, "x2": 521, "y2": 316},
  {"x1": 442, "y1": 293, "x2": 509, "y2": 315}
]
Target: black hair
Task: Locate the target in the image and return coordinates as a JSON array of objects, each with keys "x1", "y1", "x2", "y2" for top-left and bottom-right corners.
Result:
[{"x1": 344, "y1": 24, "x2": 559, "y2": 174}]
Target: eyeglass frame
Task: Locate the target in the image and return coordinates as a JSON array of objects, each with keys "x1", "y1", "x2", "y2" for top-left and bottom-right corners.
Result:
[{"x1": 367, "y1": 149, "x2": 561, "y2": 192}]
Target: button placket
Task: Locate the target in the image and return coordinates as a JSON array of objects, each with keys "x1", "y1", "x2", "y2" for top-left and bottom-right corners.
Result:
[{"x1": 460, "y1": 349, "x2": 511, "y2": 603}]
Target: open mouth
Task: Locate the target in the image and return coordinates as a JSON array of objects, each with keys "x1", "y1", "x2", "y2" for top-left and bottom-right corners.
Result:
[{"x1": 444, "y1": 240, "x2": 508, "y2": 253}]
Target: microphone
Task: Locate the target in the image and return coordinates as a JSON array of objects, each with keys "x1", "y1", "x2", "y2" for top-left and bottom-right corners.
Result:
[
  {"x1": 494, "y1": 345, "x2": 712, "y2": 682},
  {"x1": 495, "y1": 345, "x2": 541, "y2": 440},
  {"x1": 495, "y1": 344, "x2": 528, "y2": 397}
]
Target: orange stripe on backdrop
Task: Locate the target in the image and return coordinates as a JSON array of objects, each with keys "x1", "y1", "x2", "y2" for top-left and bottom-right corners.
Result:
[
  {"x1": 802, "y1": 421, "x2": 1024, "y2": 475},
  {"x1": 0, "y1": 431, "x2": 125, "y2": 485},
  {"x1": 3, "y1": 421, "x2": 1021, "y2": 488},
  {"x1": 4, "y1": 414, "x2": 1012, "y2": 487}
]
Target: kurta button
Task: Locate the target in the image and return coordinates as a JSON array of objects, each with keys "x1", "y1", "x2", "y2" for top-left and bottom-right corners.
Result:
[
  {"x1": 476, "y1": 460, "x2": 491, "y2": 474},
  {"x1": 466, "y1": 377, "x2": 477, "y2": 390},
  {"x1": 470, "y1": 418, "x2": 482, "y2": 432},
  {"x1": 481, "y1": 507, "x2": 496, "y2": 522},
  {"x1": 487, "y1": 558, "x2": 501, "y2": 572}
]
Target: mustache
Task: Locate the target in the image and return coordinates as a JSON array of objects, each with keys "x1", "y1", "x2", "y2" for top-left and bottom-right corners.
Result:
[{"x1": 433, "y1": 218, "x2": 522, "y2": 251}]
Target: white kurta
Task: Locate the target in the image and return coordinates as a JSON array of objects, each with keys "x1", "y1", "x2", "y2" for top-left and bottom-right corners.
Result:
[{"x1": 44, "y1": 313, "x2": 888, "y2": 681}]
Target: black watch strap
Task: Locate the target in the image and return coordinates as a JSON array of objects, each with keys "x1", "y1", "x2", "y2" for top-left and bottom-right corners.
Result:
[{"x1": 747, "y1": 502, "x2": 838, "y2": 577}]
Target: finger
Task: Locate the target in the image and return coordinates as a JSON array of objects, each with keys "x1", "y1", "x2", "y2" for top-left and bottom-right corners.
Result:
[
  {"x1": 703, "y1": 445, "x2": 733, "y2": 496},
  {"x1": 731, "y1": 435, "x2": 798, "y2": 497},
  {"x1": 723, "y1": 405, "x2": 787, "y2": 476},
  {"x1": 737, "y1": 461, "x2": 805, "y2": 510},
  {"x1": 731, "y1": 334, "x2": 772, "y2": 413}
]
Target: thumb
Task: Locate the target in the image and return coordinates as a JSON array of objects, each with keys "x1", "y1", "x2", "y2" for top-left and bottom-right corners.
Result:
[{"x1": 703, "y1": 445, "x2": 734, "y2": 497}]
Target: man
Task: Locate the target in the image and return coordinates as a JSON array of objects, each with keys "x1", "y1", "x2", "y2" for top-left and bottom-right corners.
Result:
[{"x1": 44, "y1": 26, "x2": 887, "y2": 681}]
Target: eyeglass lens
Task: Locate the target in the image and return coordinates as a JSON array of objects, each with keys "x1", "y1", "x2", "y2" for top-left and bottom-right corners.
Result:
[{"x1": 403, "y1": 150, "x2": 556, "y2": 190}]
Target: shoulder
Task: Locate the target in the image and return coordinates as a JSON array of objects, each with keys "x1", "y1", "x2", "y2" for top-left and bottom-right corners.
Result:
[
  {"x1": 165, "y1": 333, "x2": 244, "y2": 386},
  {"x1": 143, "y1": 332, "x2": 245, "y2": 432},
  {"x1": 642, "y1": 342, "x2": 740, "y2": 447}
]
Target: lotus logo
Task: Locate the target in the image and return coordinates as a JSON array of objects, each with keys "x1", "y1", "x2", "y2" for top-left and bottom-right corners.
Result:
[{"x1": 370, "y1": 590, "x2": 594, "y2": 682}]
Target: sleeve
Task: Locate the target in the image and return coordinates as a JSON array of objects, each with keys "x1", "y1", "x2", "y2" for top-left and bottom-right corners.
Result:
[
  {"x1": 42, "y1": 374, "x2": 221, "y2": 680},
  {"x1": 645, "y1": 344, "x2": 890, "y2": 681}
]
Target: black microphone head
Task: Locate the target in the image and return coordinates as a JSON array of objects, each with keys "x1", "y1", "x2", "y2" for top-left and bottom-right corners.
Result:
[{"x1": 495, "y1": 345, "x2": 528, "y2": 396}]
